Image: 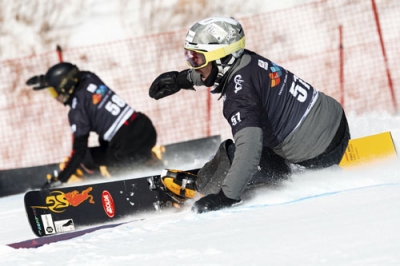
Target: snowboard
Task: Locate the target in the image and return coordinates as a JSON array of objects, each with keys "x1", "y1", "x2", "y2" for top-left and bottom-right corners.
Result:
[
  {"x1": 24, "y1": 169, "x2": 199, "y2": 237},
  {"x1": 24, "y1": 131, "x2": 397, "y2": 238},
  {"x1": 339, "y1": 131, "x2": 397, "y2": 168}
]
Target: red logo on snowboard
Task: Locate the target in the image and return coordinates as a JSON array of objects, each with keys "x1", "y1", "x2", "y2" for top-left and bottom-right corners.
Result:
[{"x1": 102, "y1": 190, "x2": 115, "y2": 218}]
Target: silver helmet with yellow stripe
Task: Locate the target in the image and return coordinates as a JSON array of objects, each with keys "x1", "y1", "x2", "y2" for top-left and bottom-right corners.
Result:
[
  {"x1": 184, "y1": 17, "x2": 245, "y2": 66},
  {"x1": 183, "y1": 17, "x2": 245, "y2": 91}
]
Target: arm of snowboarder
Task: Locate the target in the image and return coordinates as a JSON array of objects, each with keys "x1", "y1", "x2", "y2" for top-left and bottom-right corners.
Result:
[
  {"x1": 192, "y1": 127, "x2": 263, "y2": 213},
  {"x1": 149, "y1": 69, "x2": 196, "y2": 100},
  {"x1": 57, "y1": 134, "x2": 89, "y2": 183},
  {"x1": 222, "y1": 127, "x2": 263, "y2": 198},
  {"x1": 42, "y1": 134, "x2": 89, "y2": 189},
  {"x1": 26, "y1": 75, "x2": 48, "y2": 90}
]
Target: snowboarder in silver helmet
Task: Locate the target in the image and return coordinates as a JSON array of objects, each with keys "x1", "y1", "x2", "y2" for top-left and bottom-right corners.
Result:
[{"x1": 149, "y1": 17, "x2": 351, "y2": 213}]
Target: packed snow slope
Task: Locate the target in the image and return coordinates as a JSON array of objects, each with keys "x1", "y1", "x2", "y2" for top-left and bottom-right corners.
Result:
[{"x1": 0, "y1": 112, "x2": 400, "y2": 265}]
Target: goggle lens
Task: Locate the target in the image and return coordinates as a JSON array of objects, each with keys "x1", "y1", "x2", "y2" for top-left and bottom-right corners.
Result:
[
  {"x1": 184, "y1": 49, "x2": 207, "y2": 69},
  {"x1": 47, "y1": 87, "x2": 58, "y2": 98}
]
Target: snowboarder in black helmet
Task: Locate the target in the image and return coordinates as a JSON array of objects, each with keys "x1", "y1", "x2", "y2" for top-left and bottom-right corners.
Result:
[
  {"x1": 27, "y1": 62, "x2": 158, "y2": 189},
  {"x1": 149, "y1": 17, "x2": 351, "y2": 213}
]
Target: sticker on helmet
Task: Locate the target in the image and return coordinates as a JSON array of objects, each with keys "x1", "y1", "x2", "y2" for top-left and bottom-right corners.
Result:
[
  {"x1": 205, "y1": 23, "x2": 228, "y2": 42},
  {"x1": 185, "y1": 30, "x2": 196, "y2": 42}
]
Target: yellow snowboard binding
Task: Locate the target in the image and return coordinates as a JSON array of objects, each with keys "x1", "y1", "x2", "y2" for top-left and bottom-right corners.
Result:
[{"x1": 160, "y1": 169, "x2": 199, "y2": 205}]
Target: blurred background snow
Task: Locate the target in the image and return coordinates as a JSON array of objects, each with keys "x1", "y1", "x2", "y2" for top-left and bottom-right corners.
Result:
[{"x1": 0, "y1": 0, "x2": 313, "y2": 60}]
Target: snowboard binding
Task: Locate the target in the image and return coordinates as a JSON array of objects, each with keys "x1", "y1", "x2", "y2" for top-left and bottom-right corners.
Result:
[{"x1": 148, "y1": 169, "x2": 200, "y2": 209}]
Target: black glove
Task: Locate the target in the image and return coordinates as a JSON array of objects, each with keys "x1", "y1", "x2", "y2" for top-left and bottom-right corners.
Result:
[
  {"x1": 26, "y1": 75, "x2": 47, "y2": 90},
  {"x1": 192, "y1": 189, "x2": 241, "y2": 214},
  {"x1": 149, "y1": 70, "x2": 195, "y2": 100},
  {"x1": 41, "y1": 173, "x2": 63, "y2": 190}
]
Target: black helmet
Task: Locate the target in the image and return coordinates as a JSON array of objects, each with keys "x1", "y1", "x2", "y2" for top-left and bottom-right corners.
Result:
[{"x1": 45, "y1": 62, "x2": 80, "y2": 104}]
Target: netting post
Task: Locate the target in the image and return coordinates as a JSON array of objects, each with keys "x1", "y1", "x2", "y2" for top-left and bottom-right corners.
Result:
[
  {"x1": 206, "y1": 87, "x2": 211, "y2": 137},
  {"x1": 56, "y1": 45, "x2": 63, "y2": 62},
  {"x1": 339, "y1": 25, "x2": 344, "y2": 107},
  {"x1": 371, "y1": 0, "x2": 397, "y2": 113}
]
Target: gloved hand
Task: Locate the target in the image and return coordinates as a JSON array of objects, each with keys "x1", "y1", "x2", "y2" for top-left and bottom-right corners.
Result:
[
  {"x1": 192, "y1": 189, "x2": 241, "y2": 213},
  {"x1": 41, "y1": 173, "x2": 63, "y2": 190},
  {"x1": 26, "y1": 75, "x2": 47, "y2": 90},
  {"x1": 149, "y1": 70, "x2": 195, "y2": 100}
]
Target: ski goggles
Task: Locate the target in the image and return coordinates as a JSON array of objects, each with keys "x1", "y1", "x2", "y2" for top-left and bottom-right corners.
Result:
[
  {"x1": 47, "y1": 87, "x2": 59, "y2": 98},
  {"x1": 184, "y1": 37, "x2": 245, "y2": 69}
]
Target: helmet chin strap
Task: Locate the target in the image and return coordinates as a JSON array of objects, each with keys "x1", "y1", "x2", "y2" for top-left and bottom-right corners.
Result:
[{"x1": 210, "y1": 56, "x2": 237, "y2": 94}]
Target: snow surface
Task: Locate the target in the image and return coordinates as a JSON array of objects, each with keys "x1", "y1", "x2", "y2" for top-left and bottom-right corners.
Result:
[{"x1": 1, "y1": 112, "x2": 400, "y2": 265}]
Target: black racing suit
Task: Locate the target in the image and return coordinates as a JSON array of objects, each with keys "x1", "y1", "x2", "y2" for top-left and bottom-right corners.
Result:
[
  {"x1": 193, "y1": 50, "x2": 350, "y2": 199},
  {"x1": 58, "y1": 71, "x2": 157, "y2": 182}
]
